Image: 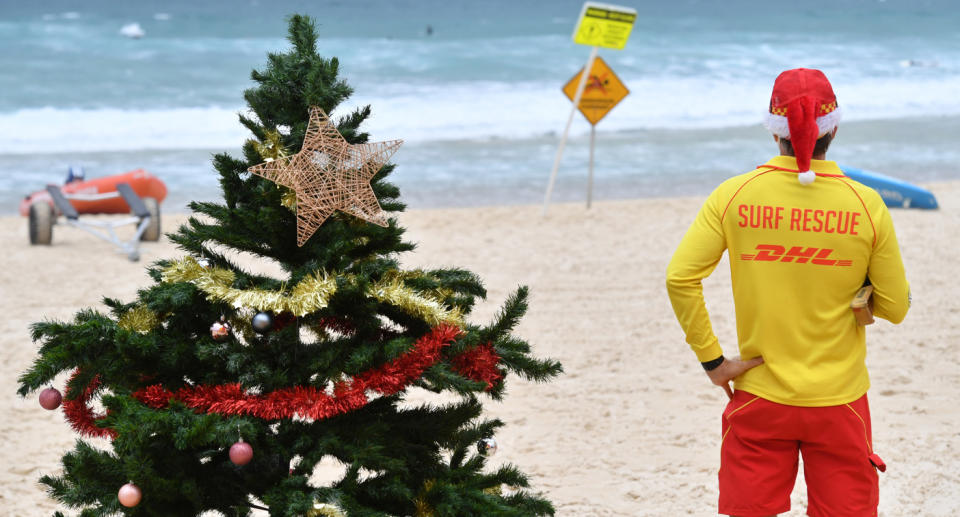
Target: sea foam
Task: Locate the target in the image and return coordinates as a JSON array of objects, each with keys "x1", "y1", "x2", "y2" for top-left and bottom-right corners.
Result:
[{"x1": 5, "y1": 71, "x2": 960, "y2": 155}]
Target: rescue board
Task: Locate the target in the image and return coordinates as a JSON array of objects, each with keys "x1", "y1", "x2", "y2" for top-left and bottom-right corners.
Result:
[{"x1": 839, "y1": 165, "x2": 938, "y2": 209}]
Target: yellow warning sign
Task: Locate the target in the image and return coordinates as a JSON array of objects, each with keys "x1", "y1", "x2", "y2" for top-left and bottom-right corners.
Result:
[
  {"x1": 562, "y1": 56, "x2": 629, "y2": 125},
  {"x1": 572, "y1": 2, "x2": 637, "y2": 50}
]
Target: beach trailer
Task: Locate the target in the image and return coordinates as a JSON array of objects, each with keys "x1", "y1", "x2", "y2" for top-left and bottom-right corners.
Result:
[{"x1": 28, "y1": 183, "x2": 161, "y2": 261}]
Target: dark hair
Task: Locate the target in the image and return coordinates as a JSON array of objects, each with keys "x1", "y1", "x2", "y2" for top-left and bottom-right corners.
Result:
[{"x1": 780, "y1": 132, "x2": 834, "y2": 157}]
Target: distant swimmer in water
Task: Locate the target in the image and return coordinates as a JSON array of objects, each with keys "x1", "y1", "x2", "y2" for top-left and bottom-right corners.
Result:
[
  {"x1": 899, "y1": 59, "x2": 938, "y2": 68},
  {"x1": 425, "y1": 25, "x2": 433, "y2": 36}
]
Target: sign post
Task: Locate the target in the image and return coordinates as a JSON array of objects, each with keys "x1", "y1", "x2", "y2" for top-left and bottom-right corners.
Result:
[
  {"x1": 543, "y1": 46, "x2": 597, "y2": 215},
  {"x1": 588, "y1": 125, "x2": 596, "y2": 208},
  {"x1": 543, "y1": 2, "x2": 636, "y2": 214},
  {"x1": 561, "y1": 56, "x2": 629, "y2": 208}
]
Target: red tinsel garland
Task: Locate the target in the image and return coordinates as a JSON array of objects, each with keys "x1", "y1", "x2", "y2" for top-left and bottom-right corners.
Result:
[
  {"x1": 451, "y1": 344, "x2": 503, "y2": 390},
  {"x1": 64, "y1": 324, "x2": 503, "y2": 438},
  {"x1": 62, "y1": 371, "x2": 117, "y2": 439}
]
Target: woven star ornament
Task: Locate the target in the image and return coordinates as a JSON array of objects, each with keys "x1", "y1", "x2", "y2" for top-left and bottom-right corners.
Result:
[{"x1": 248, "y1": 107, "x2": 403, "y2": 246}]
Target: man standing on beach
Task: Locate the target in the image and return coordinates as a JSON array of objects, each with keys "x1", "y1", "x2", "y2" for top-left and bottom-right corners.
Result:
[{"x1": 665, "y1": 68, "x2": 910, "y2": 516}]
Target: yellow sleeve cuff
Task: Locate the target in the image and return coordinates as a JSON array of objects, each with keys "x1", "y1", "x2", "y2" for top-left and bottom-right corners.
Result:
[{"x1": 693, "y1": 341, "x2": 724, "y2": 363}]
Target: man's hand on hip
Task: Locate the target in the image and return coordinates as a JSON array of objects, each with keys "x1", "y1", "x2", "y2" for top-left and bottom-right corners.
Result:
[{"x1": 707, "y1": 356, "x2": 764, "y2": 400}]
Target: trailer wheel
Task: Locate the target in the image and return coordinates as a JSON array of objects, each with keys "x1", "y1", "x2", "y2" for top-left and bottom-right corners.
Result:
[
  {"x1": 139, "y1": 197, "x2": 161, "y2": 241},
  {"x1": 29, "y1": 202, "x2": 53, "y2": 245}
]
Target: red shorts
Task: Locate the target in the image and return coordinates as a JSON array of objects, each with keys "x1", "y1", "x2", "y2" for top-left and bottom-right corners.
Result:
[{"x1": 719, "y1": 390, "x2": 884, "y2": 517}]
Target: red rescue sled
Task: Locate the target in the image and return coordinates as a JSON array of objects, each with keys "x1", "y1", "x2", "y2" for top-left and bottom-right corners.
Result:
[{"x1": 19, "y1": 169, "x2": 167, "y2": 216}]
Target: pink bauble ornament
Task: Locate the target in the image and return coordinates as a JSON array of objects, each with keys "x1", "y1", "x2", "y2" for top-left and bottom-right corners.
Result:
[
  {"x1": 39, "y1": 387, "x2": 62, "y2": 410},
  {"x1": 230, "y1": 440, "x2": 253, "y2": 466},
  {"x1": 210, "y1": 318, "x2": 231, "y2": 341},
  {"x1": 118, "y1": 483, "x2": 142, "y2": 507}
]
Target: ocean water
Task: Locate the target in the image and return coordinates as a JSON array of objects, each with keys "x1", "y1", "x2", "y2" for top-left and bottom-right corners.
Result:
[{"x1": 2, "y1": 0, "x2": 959, "y2": 213}]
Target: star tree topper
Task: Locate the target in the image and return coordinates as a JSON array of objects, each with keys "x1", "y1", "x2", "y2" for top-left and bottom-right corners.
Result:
[{"x1": 248, "y1": 107, "x2": 403, "y2": 246}]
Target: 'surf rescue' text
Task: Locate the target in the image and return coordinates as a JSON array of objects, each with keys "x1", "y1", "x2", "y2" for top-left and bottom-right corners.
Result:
[{"x1": 737, "y1": 204, "x2": 860, "y2": 235}]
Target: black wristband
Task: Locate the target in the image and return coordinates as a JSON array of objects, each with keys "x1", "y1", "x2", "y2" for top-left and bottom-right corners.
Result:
[{"x1": 701, "y1": 355, "x2": 725, "y2": 371}]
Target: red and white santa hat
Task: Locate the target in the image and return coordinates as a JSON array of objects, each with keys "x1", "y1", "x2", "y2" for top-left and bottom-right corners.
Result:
[{"x1": 762, "y1": 68, "x2": 842, "y2": 185}]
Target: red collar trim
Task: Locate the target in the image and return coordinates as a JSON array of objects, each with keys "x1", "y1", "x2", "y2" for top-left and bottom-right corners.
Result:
[{"x1": 758, "y1": 164, "x2": 846, "y2": 178}]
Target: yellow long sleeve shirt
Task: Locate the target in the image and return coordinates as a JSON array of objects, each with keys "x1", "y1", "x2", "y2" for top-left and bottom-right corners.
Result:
[{"x1": 666, "y1": 156, "x2": 910, "y2": 406}]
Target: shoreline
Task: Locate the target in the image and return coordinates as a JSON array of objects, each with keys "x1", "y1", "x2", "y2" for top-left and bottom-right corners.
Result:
[
  {"x1": 2, "y1": 182, "x2": 958, "y2": 515},
  {"x1": 5, "y1": 176, "x2": 955, "y2": 219},
  {"x1": 5, "y1": 114, "x2": 960, "y2": 216}
]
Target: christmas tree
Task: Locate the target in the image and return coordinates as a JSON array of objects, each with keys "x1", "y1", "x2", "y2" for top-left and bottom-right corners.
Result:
[{"x1": 18, "y1": 15, "x2": 561, "y2": 516}]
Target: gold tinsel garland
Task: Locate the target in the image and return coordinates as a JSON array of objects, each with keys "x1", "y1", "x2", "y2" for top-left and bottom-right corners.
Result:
[
  {"x1": 248, "y1": 129, "x2": 298, "y2": 212},
  {"x1": 372, "y1": 277, "x2": 463, "y2": 327},
  {"x1": 483, "y1": 485, "x2": 503, "y2": 496},
  {"x1": 306, "y1": 503, "x2": 347, "y2": 517},
  {"x1": 412, "y1": 480, "x2": 503, "y2": 516},
  {"x1": 412, "y1": 479, "x2": 436, "y2": 517},
  {"x1": 117, "y1": 305, "x2": 160, "y2": 333},
  {"x1": 160, "y1": 257, "x2": 463, "y2": 326},
  {"x1": 250, "y1": 129, "x2": 289, "y2": 163},
  {"x1": 280, "y1": 188, "x2": 298, "y2": 211}
]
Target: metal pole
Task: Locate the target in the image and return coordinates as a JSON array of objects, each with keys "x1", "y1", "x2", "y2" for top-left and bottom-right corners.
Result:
[
  {"x1": 542, "y1": 46, "x2": 599, "y2": 215},
  {"x1": 587, "y1": 124, "x2": 595, "y2": 209}
]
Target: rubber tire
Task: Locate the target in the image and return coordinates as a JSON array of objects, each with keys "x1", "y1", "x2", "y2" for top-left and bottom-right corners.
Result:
[
  {"x1": 139, "y1": 197, "x2": 161, "y2": 241},
  {"x1": 29, "y1": 202, "x2": 53, "y2": 245}
]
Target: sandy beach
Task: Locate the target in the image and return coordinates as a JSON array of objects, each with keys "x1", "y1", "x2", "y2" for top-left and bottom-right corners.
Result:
[{"x1": 2, "y1": 182, "x2": 959, "y2": 516}]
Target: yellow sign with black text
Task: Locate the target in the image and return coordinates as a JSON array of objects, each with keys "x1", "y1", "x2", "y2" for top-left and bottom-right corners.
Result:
[
  {"x1": 562, "y1": 56, "x2": 629, "y2": 125},
  {"x1": 572, "y1": 2, "x2": 637, "y2": 50}
]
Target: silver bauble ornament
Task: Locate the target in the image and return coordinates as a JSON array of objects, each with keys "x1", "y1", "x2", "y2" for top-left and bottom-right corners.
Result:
[
  {"x1": 477, "y1": 437, "x2": 498, "y2": 456},
  {"x1": 252, "y1": 312, "x2": 273, "y2": 334}
]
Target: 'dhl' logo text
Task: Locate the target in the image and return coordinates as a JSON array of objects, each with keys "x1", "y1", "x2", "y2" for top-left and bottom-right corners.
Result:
[{"x1": 741, "y1": 244, "x2": 852, "y2": 267}]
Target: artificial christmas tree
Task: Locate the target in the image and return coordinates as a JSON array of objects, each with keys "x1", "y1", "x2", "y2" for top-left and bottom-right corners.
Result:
[{"x1": 18, "y1": 15, "x2": 561, "y2": 517}]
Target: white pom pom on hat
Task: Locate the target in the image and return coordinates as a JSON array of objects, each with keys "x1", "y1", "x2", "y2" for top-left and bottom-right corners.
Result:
[
  {"x1": 763, "y1": 68, "x2": 841, "y2": 185},
  {"x1": 797, "y1": 170, "x2": 816, "y2": 185}
]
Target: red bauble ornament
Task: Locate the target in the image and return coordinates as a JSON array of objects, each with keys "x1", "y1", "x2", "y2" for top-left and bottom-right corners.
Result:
[
  {"x1": 39, "y1": 387, "x2": 62, "y2": 410},
  {"x1": 118, "y1": 482, "x2": 142, "y2": 507},
  {"x1": 230, "y1": 440, "x2": 253, "y2": 466},
  {"x1": 273, "y1": 311, "x2": 297, "y2": 331}
]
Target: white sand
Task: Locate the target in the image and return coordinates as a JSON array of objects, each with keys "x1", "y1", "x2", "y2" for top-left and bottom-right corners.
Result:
[{"x1": 2, "y1": 183, "x2": 959, "y2": 515}]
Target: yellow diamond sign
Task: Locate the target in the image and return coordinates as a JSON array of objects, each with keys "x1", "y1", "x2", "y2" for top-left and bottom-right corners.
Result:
[
  {"x1": 572, "y1": 2, "x2": 637, "y2": 50},
  {"x1": 562, "y1": 56, "x2": 629, "y2": 125}
]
